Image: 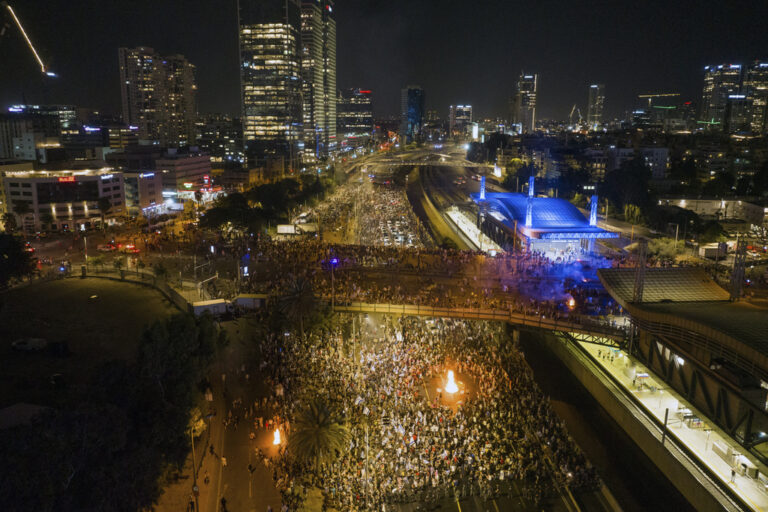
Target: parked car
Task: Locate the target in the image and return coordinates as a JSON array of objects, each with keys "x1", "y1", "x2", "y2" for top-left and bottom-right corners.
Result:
[{"x1": 11, "y1": 338, "x2": 48, "y2": 352}]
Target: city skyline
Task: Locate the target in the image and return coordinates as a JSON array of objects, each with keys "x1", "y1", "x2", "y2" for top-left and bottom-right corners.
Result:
[{"x1": 3, "y1": 0, "x2": 768, "y2": 120}]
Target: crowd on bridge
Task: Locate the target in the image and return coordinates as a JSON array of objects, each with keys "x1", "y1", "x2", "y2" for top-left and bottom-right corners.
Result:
[
  {"x1": 255, "y1": 316, "x2": 599, "y2": 510},
  {"x1": 234, "y1": 239, "x2": 625, "y2": 330}
]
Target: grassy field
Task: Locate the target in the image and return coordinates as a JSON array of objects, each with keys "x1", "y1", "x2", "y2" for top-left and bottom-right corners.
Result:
[{"x1": 0, "y1": 277, "x2": 180, "y2": 408}]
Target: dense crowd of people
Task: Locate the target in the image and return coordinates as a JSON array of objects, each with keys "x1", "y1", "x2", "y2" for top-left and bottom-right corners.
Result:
[
  {"x1": 309, "y1": 178, "x2": 431, "y2": 248},
  {"x1": 256, "y1": 316, "x2": 599, "y2": 510},
  {"x1": 233, "y1": 238, "x2": 626, "y2": 331}
]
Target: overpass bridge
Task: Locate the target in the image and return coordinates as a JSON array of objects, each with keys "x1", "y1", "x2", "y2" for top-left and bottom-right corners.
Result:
[
  {"x1": 330, "y1": 300, "x2": 628, "y2": 345},
  {"x1": 375, "y1": 160, "x2": 493, "y2": 168}
]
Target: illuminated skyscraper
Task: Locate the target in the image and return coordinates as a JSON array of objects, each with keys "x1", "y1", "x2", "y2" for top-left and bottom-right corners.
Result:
[
  {"x1": 301, "y1": 0, "x2": 336, "y2": 160},
  {"x1": 119, "y1": 47, "x2": 197, "y2": 147},
  {"x1": 162, "y1": 55, "x2": 198, "y2": 148},
  {"x1": 119, "y1": 47, "x2": 165, "y2": 143},
  {"x1": 448, "y1": 105, "x2": 472, "y2": 134},
  {"x1": 337, "y1": 88, "x2": 372, "y2": 148},
  {"x1": 699, "y1": 64, "x2": 742, "y2": 131},
  {"x1": 586, "y1": 84, "x2": 605, "y2": 130},
  {"x1": 744, "y1": 61, "x2": 768, "y2": 135},
  {"x1": 239, "y1": 0, "x2": 303, "y2": 166},
  {"x1": 511, "y1": 73, "x2": 537, "y2": 133},
  {"x1": 400, "y1": 86, "x2": 425, "y2": 143}
]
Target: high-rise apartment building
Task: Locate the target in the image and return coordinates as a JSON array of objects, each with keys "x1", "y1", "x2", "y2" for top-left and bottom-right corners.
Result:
[
  {"x1": 449, "y1": 105, "x2": 472, "y2": 134},
  {"x1": 400, "y1": 86, "x2": 425, "y2": 143},
  {"x1": 239, "y1": 0, "x2": 303, "y2": 167},
  {"x1": 511, "y1": 73, "x2": 537, "y2": 133},
  {"x1": 337, "y1": 88, "x2": 373, "y2": 149},
  {"x1": 163, "y1": 55, "x2": 198, "y2": 148},
  {"x1": 586, "y1": 84, "x2": 605, "y2": 130},
  {"x1": 119, "y1": 47, "x2": 197, "y2": 146},
  {"x1": 699, "y1": 64, "x2": 742, "y2": 131},
  {"x1": 744, "y1": 61, "x2": 768, "y2": 135},
  {"x1": 301, "y1": 0, "x2": 336, "y2": 160}
]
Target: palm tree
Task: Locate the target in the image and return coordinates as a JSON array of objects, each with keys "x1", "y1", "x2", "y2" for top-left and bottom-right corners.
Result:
[
  {"x1": 97, "y1": 197, "x2": 112, "y2": 231},
  {"x1": 277, "y1": 277, "x2": 317, "y2": 338},
  {"x1": 289, "y1": 399, "x2": 349, "y2": 474},
  {"x1": 12, "y1": 201, "x2": 32, "y2": 232}
]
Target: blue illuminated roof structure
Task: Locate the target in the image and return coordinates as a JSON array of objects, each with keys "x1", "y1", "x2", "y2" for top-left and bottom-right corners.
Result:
[{"x1": 472, "y1": 192, "x2": 618, "y2": 240}]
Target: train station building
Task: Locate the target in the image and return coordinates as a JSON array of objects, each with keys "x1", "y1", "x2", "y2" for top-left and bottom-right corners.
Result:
[{"x1": 470, "y1": 183, "x2": 617, "y2": 258}]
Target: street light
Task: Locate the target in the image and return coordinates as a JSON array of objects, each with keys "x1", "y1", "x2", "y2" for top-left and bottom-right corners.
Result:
[{"x1": 330, "y1": 257, "x2": 339, "y2": 311}]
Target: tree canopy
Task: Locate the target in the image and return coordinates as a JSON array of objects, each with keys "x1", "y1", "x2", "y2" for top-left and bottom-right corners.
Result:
[
  {"x1": 0, "y1": 313, "x2": 222, "y2": 511},
  {"x1": 0, "y1": 234, "x2": 35, "y2": 287}
]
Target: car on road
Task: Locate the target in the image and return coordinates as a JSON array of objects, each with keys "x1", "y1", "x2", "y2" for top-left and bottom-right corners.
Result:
[
  {"x1": 120, "y1": 244, "x2": 140, "y2": 254},
  {"x1": 11, "y1": 338, "x2": 48, "y2": 352},
  {"x1": 23, "y1": 242, "x2": 35, "y2": 253},
  {"x1": 97, "y1": 244, "x2": 116, "y2": 252}
]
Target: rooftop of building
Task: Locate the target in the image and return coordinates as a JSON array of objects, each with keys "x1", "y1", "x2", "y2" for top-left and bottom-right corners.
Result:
[{"x1": 471, "y1": 191, "x2": 618, "y2": 239}]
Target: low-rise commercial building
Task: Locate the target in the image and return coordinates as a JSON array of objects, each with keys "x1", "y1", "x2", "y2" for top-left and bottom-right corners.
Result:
[{"x1": 2, "y1": 168, "x2": 125, "y2": 232}]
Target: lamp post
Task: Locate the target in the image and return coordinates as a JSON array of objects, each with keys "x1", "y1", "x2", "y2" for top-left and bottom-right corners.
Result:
[
  {"x1": 81, "y1": 224, "x2": 87, "y2": 264},
  {"x1": 330, "y1": 257, "x2": 339, "y2": 311}
]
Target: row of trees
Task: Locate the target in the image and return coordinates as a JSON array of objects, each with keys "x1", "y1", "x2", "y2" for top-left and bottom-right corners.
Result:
[
  {"x1": 0, "y1": 313, "x2": 224, "y2": 511},
  {"x1": 200, "y1": 174, "x2": 334, "y2": 232}
]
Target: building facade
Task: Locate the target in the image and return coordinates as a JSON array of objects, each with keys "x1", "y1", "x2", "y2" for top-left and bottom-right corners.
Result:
[
  {"x1": 337, "y1": 88, "x2": 373, "y2": 149},
  {"x1": 400, "y1": 86, "x2": 425, "y2": 143},
  {"x1": 448, "y1": 105, "x2": 472, "y2": 135},
  {"x1": 239, "y1": 0, "x2": 303, "y2": 168},
  {"x1": 2, "y1": 168, "x2": 125, "y2": 232},
  {"x1": 196, "y1": 114, "x2": 245, "y2": 164},
  {"x1": 0, "y1": 105, "x2": 75, "y2": 159},
  {"x1": 744, "y1": 61, "x2": 768, "y2": 135},
  {"x1": 118, "y1": 47, "x2": 197, "y2": 146},
  {"x1": 606, "y1": 147, "x2": 670, "y2": 180},
  {"x1": 586, "y1": 84, "x2": 605, "y2": 130},
  {"x1": 300, "y1": 0, "x2": 336, "y2": 160},
  {"x1": 511, "y1": 73, "x2": 537, "y2": 133},
  {"x1": 155, "y1": 150, "x2": 212, "y2": 194},
  {"x1": 699, "y1": 64, "x2": 742, "y2": 131}
]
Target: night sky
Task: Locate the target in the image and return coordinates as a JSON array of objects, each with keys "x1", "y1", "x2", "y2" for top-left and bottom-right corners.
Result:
[{"x1": 2, "y1": 0, "x2": 768, "y2": 121}]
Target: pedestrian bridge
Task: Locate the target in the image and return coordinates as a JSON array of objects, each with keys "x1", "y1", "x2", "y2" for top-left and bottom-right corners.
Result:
[{"x1": 331, "y1": 301, "x2": 628, "y2": 344}]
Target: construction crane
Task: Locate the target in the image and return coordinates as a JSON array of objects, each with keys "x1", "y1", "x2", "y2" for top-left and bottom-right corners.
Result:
[
  {"x1": 568, "y1": 104, "x2": 583, "y2": 126},
  {"x1": 1, "y1": 1, "x2": 56, "y2": 77}
]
